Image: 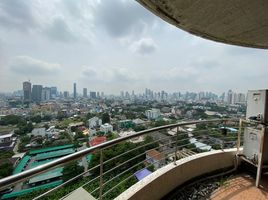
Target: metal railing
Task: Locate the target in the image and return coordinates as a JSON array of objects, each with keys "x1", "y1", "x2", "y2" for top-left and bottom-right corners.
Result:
[{"x1": 0, "y1": 118, "x2": 240, "y2": 200}]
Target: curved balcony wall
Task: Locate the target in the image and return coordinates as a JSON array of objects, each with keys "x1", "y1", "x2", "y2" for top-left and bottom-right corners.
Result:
[{"x1": 116, "y1": 148, "x2": 237, "y2": 200}]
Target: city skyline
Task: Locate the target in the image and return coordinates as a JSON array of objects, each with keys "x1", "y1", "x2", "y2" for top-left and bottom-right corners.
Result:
[
  {"x1": 1, "y1": 1, "x2": 268, "y2": 94},
  {"x1": 15, "y1": 80, "x2": 246, "y2": 104}
]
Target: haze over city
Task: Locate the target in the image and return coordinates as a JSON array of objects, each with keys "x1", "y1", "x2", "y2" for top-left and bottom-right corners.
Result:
[{"x1": 0, "y1": 0, "x2": 268, "y2": 94}]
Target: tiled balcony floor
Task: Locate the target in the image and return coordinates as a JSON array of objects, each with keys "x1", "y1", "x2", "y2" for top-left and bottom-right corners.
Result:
[{"x1": 211, "y1": 174, "x2": 268, "y2": 200}]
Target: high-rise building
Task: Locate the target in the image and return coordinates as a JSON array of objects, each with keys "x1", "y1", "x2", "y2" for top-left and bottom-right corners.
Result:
[
  {"x1": 120, "y1": 91, "x2": 124, "y2": 98},
  {"x1": 237, "y1": 93, "x2": 246, "y2": 103},
  {"x1": 42, "y1": 87, "x2": 51, "y2": 101},
  {"x1": 227, "y1": 90, "x2": 233, "y2": 104},
  {"x1": 50, "y1": 87, "x2": 57, "y2": 99},
  {"x1": 90, "y1": 91, "x2": 97, "y2": 99},
  {"x1": 23, "y1": 81, "x2": 31, "y2": 103},
  {"x1": 73, "y1": 83, "x2": 77, "y2": 99},
  {"x1": 63, "y1": 91, "x2": 69, "y2": 98},
  {"x1": 83, "y1": 88, "x2": 87, "y2": 98},
  {"x1": 32, "y1": 85, "x2": 42, "y2": 103}
]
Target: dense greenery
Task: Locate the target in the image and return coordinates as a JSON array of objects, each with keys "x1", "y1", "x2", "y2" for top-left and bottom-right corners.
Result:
[
  {"x1": 0, "y1": 115, "x2": 23, "y2": 125},
  {"x1": 0, "y1": 163, "x2": 13, "y2": 178},
  {"x1": 18, "y1": 135, "x2": 31, "y2": 152},
  {"x1": 15, "y1": 121, "x2": 34, "y2": 135},
  {"x1": 102, "y1": 113, "x2": 110, "y2": 124},
  {"x1": 0, "y1": 151, "x2": 14, "y2": 178},
  {"x1": 62, "y1": 161, "x2": 84, "y2": 182},
  {"x1": 0, "y1": 151, "x2": 14, "y2": 159}
]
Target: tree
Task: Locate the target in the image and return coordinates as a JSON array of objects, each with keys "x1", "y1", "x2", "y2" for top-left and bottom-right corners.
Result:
[
  {"x1": 15, "y1": 121, "x2": 34, "y2": 135},
  {"x1": 0, "y1": 163, "x2": 13, "y2": 178},
  {"x1": 62, "y1": 161, "x2": 84, "y2": 182},
  {"x1": 30, "y1": 115, "x2": 42, "y2": 123},
  {"x1": 43, "y1": 115, "x2": 52, "y2": 121},
  {"x1": 102, "y1": 112, "x2": 110, "y2": 124},
  {"x1": 0, "y1": 115, "x2": 23, "y2": 125},
  {"x1": 43, "y1": 124, "x2": 49, "y2": 130}
]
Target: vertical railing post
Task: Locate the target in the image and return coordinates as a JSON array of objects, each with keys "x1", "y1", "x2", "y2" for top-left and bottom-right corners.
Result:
[
  {"x1": 99, "y1": 149, "x2": 103, "y2": 200},
  {"x1": 221, "y1": 120, "x2": 227, "y2": 150},
  {"x1": 256, "y1": 125, "x2": 265, "y2": 187},
  {"x1": 174, "y1": 126, "x2": 179, "y2": 165},
  {"x1": 237, "y1": 118, "x2": 242, "y2": 153}
]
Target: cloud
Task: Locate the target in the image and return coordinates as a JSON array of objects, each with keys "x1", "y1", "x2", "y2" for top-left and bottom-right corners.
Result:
[
  {"x1": 45, "y1": 18, "x2": 77, "y2": 42},
  {"x1": 9, "y1": 56, "x2": 61, "y2": 76},
  {"x1": 81, "y1": 66, "x2": 138, "y2": 83},
  {"x1": 190, "y1": 59, "x2": 220, "y2": 69},
  {"x1": 0, "y1": 0, "x2": 36, "y2": 31},
  {"x1": 153, "y1": 66, "x2": 199, "y2": 82},
  {"x1": 94, "y1": 0, "x2": 155, "y2": 38},
  {"x1": 130, "y1": 38, "x2": 157, "y2": 54}
]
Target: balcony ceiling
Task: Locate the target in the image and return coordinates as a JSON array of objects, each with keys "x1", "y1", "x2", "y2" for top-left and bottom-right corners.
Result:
[{"x1": 137, "y1": 0, "x2": 268, "y2": 49}]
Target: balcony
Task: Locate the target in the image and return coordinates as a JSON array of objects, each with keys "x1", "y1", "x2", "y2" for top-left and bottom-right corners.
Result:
[{"x1": 0, "y1": 118, "x2": 266, "y2": 200}]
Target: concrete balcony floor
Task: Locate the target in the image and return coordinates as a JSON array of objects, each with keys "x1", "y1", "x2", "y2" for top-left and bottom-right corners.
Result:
[{"x1": 211, "y1": 174, "x2": 268, "y2": 200}]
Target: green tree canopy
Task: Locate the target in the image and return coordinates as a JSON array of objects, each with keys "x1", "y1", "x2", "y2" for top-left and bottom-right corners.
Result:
[
  {"x1": 102, "y1": 112, "x2": 110, "y2": 124},
  {"x1": 62, "y1": 161, "x2": 84, "y2": 182}
]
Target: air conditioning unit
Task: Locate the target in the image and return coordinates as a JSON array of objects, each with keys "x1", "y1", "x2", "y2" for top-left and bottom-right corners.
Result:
[
  {"x1": 246, "y1": 89, "x2": 268, "y2": 124},
  {"x1": 243, "y1": 127, "x2": 268, "y2": 164}
]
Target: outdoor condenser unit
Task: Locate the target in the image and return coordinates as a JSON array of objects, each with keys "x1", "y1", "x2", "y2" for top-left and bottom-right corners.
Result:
[
  {"x1": 243, "y1": 127, "x2": 268, "y2": 164},
  {"x1": 246, "y1": 89, "x2": 268, "y2": 124},
  {"x1": 243, "y1": 89, "x2": 268, "y2": 164}
]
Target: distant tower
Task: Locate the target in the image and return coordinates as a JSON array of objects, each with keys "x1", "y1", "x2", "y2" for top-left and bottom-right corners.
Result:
[
  {"x1": 227, "y1": 90, "x2": 233, "y2": 104},
  {"x1": 41, "y1": 87, "x2": 51, "y2": 101},
  {"x1": 50, "y1": 87, "x2": 57, "y2": 99},
  {"x1": 32, "y1": 85, "x2": 43, "y2": 103},
  {"x1": 23, "y1": 81, "x2": 31, "y2": 103},
  {"x1": 73, "y1": 83, "x2": 77, "y2": 99},
  {"x1": 63, "y1": 91, "x2": 69, "y2": 98},
  {"x1": 83, "y1": 88, "x2": 87, "y2": 98}
]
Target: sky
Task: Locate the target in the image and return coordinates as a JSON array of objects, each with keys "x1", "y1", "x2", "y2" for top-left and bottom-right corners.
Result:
[{"x1": 0, "y1": 0, "x2": 268, "y2": 95}]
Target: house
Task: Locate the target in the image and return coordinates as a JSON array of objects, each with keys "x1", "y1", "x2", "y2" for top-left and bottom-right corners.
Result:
[
  {"x1": 88, "y1": 117, "x2": 102, "y2": 129},
  {"x1": 100, "y1": 123, "x2": 113, "y2": 134},
  {"x1": 0, "y1": 133, "x2": 16, "y2": 151},
  {"x1": 146, "y1": 149, "x2": 165, "y2": 169},
  {"x1": 0, "y1": 133, "x2": 14, "y2": 143}
]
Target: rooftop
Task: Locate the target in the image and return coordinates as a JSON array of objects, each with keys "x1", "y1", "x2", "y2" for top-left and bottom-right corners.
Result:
[{"x1": 146, "y1": 149, "x2": 164, "y2": 161}]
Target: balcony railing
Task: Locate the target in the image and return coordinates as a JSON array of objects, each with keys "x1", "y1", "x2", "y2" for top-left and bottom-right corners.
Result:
[{"x1": 0, "y1": 118, "x2": 242, "y2": 200}]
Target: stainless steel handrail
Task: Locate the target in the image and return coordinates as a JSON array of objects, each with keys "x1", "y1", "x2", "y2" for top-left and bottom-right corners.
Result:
[{"x1": 0, "y1": 118, "x2": 236, "y2": 190}]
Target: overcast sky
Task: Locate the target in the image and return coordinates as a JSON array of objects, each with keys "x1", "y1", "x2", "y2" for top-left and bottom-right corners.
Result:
[{"x1": 0, "y1": 0, "x2": 267, "y2": 95}]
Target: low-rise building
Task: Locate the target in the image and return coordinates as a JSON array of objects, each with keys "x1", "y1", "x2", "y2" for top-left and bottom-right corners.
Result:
[
  {"x1": 146, "y1": 149, "x2": 165, "y2": 169},
  {"x1": 88, "y1": 117, "x2": 102, "y2": 129},
  {"x1": 145, "y1": 109, "x2": 161, "y2": 120},
  {"x1": 100, "y1": 123, "x2": 113, "y2": 134},
  {"x1": 0, "y1": 133, "x2": 16, "y2": 151}
]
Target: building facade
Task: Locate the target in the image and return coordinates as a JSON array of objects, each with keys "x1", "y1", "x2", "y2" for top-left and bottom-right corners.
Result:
[
  {"x1": 32, "y1": 85, "x2": 43, "y2": 103},
  {"x1": 23, "y1": 81, "x2": 31, "y2": 103}
]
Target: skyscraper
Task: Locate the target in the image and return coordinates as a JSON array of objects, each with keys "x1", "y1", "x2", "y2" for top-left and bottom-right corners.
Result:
[
  {"x1": 73, "y1": 83, "x2": 77, "y2": 99},
  {"x1": 63, "y1": 91, "x2": 69, "y2": 98},
  {"x1": 90, "y1": 91, "x2": 96, "y2": 99},
  {"x1": 83, "y1": 88, "x2": 87, "y2": 98},
  {"x1": 23, "y1": 81, "x2": 31, "y2": 103},
  {"x1": 42, "y1": 87, "x2": 51, "y2": 101},
  {"x1": 32, "y1": 85, "x2": 43, "y2": 103},
  {"x1": 50, "y1": 87, "x2": 57, "y2": 99}
]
